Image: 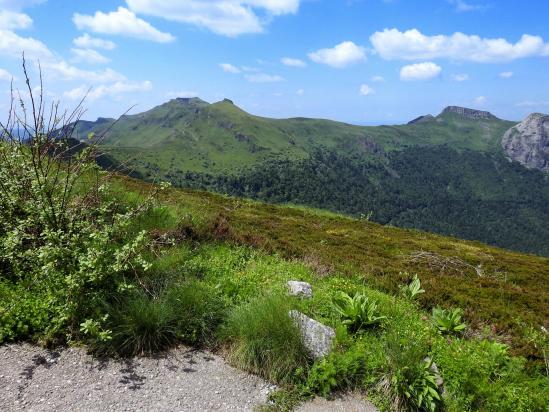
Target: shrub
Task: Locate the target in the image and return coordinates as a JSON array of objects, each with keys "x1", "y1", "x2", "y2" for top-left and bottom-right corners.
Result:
[
  {"x1": 432, "y1": 307, "x2": 467, "y2": 335},
  {"x1": 332, "y1": 292, "x2": 386, "y2": 333},
  {"x1": 0, "y1": 61, "x2": 153, "y2": 344},
  {"x1": 399, "y1": 273, "x2": 425, "y2": 300},
  {"x1": 220, "y1": 294, "x2": 310, "y2": 383}
]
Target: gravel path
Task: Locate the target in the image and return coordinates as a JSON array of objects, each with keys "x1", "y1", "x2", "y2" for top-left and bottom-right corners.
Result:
[{"x1": 0, "y1": 344, "x2": 274, "y2": 411}]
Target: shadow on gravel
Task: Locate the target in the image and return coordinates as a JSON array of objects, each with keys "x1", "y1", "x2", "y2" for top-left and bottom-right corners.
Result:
[
  {"x1": 18, "y1": 349, "x2": 62, "y2": 399},
  {"x1": 119, "y1": 359, "x2": 146, "y2": 390}
]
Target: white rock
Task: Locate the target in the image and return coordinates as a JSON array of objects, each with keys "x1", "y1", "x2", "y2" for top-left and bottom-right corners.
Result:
[
  {"x1": 287, "y1": 281, "x2": 313, "y2": 298},
  {"x1": 289, "y1": 310, "x2": 335, "y2": 359}
]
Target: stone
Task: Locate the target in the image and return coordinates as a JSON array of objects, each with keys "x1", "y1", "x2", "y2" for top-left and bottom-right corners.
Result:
[
  {"x1": 287, "y1": 281, "x2": 313, "y2": 299},
  {"x1": 289, "y1": 310, "x2": 335, "y2": 359},
  {"x1": 502, "y1": 113, "x2": 549, "y2": 172}
]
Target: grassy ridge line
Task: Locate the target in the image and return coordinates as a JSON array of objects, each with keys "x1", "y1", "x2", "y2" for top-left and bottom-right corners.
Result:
[{"x1": 119, "y1": 176, "x2": 549, "y2": 358}]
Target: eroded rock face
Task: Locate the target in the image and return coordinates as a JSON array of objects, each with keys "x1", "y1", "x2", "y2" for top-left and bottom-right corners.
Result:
[
  {"x1": 502, "y1": 113, "x2": 549, "y2": 172},
  {"x1": 441, "y1": 106, "x2": 497, "y2": 120},
  {"x1": 289, "y1": 310, "x2": 335, "y2": 359}
]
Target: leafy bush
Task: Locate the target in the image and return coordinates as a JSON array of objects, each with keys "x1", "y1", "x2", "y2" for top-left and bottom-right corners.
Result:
[
  {"x1": 0, "y1": 63, "x2": 152, "y2": 344},
  {"x1": 399, "y1": 274, "x2": 425, "y2": 300},
  {"x1": 432, "y1": 308, "x2": 467, "y2": 335},
  {"x1": 220, "y1": 294, "x2": 310, "y2": 383},
  {"x1": 332, "y1": 292, "x2": 386, "y2": 333}
]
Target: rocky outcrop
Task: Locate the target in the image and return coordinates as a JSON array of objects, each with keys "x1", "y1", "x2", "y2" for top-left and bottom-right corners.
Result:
[
  {"x1": 502, "y1": 113, "x2": 549, "y2": 172},
  {"x1": 441, "y1": 106, "x2": 497, "y2": 120},
  {"x1": 289, "y1": 311, "x2": 335, "y2": 359},
  {"x1": 287, "y1": 281, "x2": 313, "y2": 298}
]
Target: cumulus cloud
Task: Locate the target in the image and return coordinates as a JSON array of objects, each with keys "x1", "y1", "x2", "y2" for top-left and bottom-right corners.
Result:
[
  {"x1": 281, "y1": 57, "x2": 306, "y2": 67},
  {"x1": 71, "y1": 48, "x2": 110, "y2": 64},
  {"x1": 0, "y1": 29, "x2": 52, "y2": 59},
  {"x1": 451, "y1": 73, "x2": 470, "y2": 81},
  {"x1": 371, "y1": 75, "x2": 385, "y2": 82},
  {"x1": 500, "y1": 71, "x2": 513, "y2": 78},
  {"x1": 245, "y1": 73, "x2": 284, "y2": 82},
  {"x1": 220, "y1": 63, "x2": 241, "y2": 73},
  {"x1": 359, "y1": 84, "x2": 375, "y2": 96},
  {"x1": 0, "y1": 68, "x2": 15, "y2": 81},
  {"x1": 0, "y1": 10, "x2": 33, "y2": 29},
  {"x1": 296, "y1": 88, "x2": 304, "y2": 95},
  {"x1": 309, "y1": 41, "x2": 366, "y2": 68},
  {"x1": 125, "y1": 0, "x2": 300, "y2": 37},
  {"x1": 73, "y1": 33, "x2": 116, "y2": 50},
  {"x1": 400, "y1": 62, "x2": 442, "y2": 81},
  {"x1": 73, "y1": 7, "x2": 175, "y2": 43},
  {"x1": 64, "y1": 80, "x2": 153, "y2": 101},
  {"x1": 370, "y1": 28, "x2": 549, "y2": 63},
  {"x1": 43, "y1": 60, "x2": 125, "y2": 83}
]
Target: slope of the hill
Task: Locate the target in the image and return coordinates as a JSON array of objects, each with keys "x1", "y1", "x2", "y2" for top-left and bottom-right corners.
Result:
[{"x1": 119, "y1": 176, "x2": 549, "y2": 359}]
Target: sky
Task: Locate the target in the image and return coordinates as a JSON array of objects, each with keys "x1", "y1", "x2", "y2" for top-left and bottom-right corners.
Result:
[{"x1": 1, "y1": 0, "x2": 548, "y2": 124}]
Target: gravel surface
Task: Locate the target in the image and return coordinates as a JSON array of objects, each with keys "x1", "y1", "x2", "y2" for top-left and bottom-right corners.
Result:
[
  {"x1": 0, "y1": 344, "x2": 274, "y2": 411},
  {"x1": 297, "y1": 394, "x2": 379, "y2": 412}
]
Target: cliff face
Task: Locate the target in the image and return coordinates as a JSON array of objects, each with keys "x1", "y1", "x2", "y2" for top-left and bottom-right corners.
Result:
[
  {"x1": 502, "y1": 113, "x2": 549, "y2": 172},
  {"x1": 441, "y1": 106, "x2": 497, "y2": 120}
]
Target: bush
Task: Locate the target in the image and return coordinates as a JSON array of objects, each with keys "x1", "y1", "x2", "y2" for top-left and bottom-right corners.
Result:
[
  {"x1": 332, "y1": 292, "x2": 386, "y2": 333},
  {"x1": 0, "y1": 62, "x2": 153, "y2": 344},
  {"x1": 220, "y1": 294, "x2": 310, "y2": 383}
]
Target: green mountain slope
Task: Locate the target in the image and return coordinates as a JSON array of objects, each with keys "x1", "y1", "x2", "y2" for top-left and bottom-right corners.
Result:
[{"x1": 75, "y1": 98, "x2": 549, "y2": 256}]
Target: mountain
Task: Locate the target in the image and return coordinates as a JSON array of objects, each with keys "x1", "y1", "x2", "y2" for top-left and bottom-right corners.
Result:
[
  {"x1": 74, "y1": 99, "x2": 549, "y2": 256},
  {"x1": 502, "y1": 113, "x2": 549, "y2": 172}
]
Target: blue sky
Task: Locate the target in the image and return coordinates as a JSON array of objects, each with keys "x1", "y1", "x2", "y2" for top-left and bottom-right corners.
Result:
[{"x1": 1, "y1": 0, "x2": 548, "y2": 124}]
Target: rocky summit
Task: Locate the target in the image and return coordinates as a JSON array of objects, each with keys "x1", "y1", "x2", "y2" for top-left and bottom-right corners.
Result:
[
  {"x1": 502, "y1": 113, "x2": 549, "y2": 172},
  {"x1": 441, "y1": 106, "x2": 497, "y2": 120}
]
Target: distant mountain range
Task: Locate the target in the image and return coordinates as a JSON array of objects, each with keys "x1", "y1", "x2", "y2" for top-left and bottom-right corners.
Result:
[{"x1": 74, "y1": 98, "x2": 549, "y2": 256}]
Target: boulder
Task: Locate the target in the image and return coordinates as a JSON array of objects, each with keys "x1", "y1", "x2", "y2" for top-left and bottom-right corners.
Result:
[
  {"x1": 289, "y1": 310, "x2": 335, "y2": 359},
  {"x1": 287, "y1": 281, "x2": 313, "y2": 299}
]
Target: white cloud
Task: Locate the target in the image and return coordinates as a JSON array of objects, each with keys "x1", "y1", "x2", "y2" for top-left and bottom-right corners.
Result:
[
  {"x1": 296, "y1": 88, "x2": 304, "y2": 95},
  {"x1": 370, "y1": 28, "x2": 549, "y2": 63},
  {"x1": 73, "y1": 7, "x2": 175, "y2": 43},
  {"x1": 400, "y1": 62, "x2": 442, "y2": 81},
  {"x1": 281, "y1": 57, "x2": 306, "y2": 67},
  {"x1": 0, "y1": 29, "x2": 52, "y2": 59},
  {"x1": 73, "y1": 33, "x2": 116, "y2": 50},
  {"x1": 245, "y1": 73, "x2": 284, "y2": 82},
  {"x1": 475, "y1": 95, "x2": 487, "y2": 105},
  {"x1": 309, "y1": 41, "x2": 366, "y2": 68},
  {"x1": 0, "y1": 0, "x2": 45, "y2": 11},
  {"x1": 220, "y1": 63, "x2": 241, "y2": 73},
  {"x1": 241, "y1": 65, "x2": 259, "y2": 72},
  {"x1": 71, "y1": 48, "x2": 110, "y2": 64},
  {"x1": 43, "y1": 60, "x2": 125, "y2": 83},
  {"x1": 371, "y1": 75, "x2": 385, "y2": 82},
  {"x1": 500, "y1": 71, "x2": 513, "y2": 78},
  {"x1": 64, "y1": 80, "x2": 153, "y2": 101},
  {"x1": 447, "y1": 0, "x2": 487, "y2": 12},
  {"x1": 0, "y1": 10, "x2": 33, "y2": 29},
  {"x1": 451, "y1": 73, "x2": 470, "y2": 81},
  {"x1": 359, "y1": 84, "x2": 375, "y2": 96},
  {"x1": 0, "y1": 68, "x2": 15, "y2": 81},
  {"x1": 125, "y1": 0, "x2": 300, "y2": 37}
]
